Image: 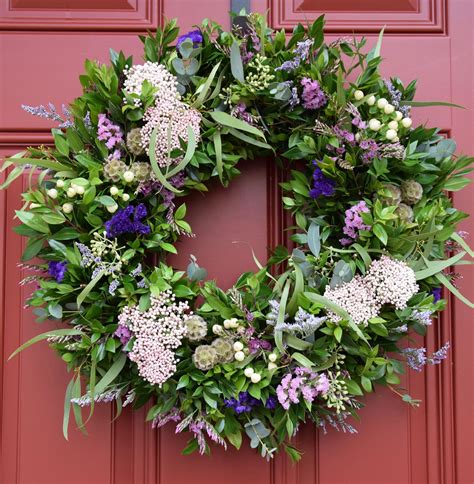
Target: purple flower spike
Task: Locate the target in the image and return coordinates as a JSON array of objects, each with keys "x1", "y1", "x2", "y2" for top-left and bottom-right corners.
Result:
[
  {"x1": 310, "y1": 161, "x2": 336, "y2": 199},
  {"x1": 105, "y1": 203, "x2": 151, "y2": 238},
  {"x1": 48, "y1": 261, "x2": 67, "y2": 282},
  {"x1": 300, "y1": 77, "x2": 327, "y2": 110}
]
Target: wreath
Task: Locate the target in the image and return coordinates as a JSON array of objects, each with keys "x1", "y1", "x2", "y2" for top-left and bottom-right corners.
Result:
[{"x1": 3, "y1": 13, "x2": 474, "y2": 461}]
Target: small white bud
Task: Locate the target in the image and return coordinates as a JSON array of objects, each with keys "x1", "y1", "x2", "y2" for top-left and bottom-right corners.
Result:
[
  {"x1": 268, "y1": 353, "x2": 277, "y2": 363},
  {"x1": 395, "y1": 111, "x2": 403, "y2": 121},
  {"x1": 62, "y1": 203, "x2": 73, "y2": 214},
  {"x1": 250, "y1": 373, "x2": 262, "y2": 384},
  {"x1": 386, "y1": 129, "x2": 398, "y2": 140},
  {"x1": 367, "y1": 95, "x2": 376, "y2": 106},
  {"x1": 123, "y1": 170, "x2": 135, "y2": 183},
  {"x1": 401, "y1": 117, "x2": 413, "y2": 128},
  {"x1": 368, "y1": 119, "x2": 381, "y2": 131},
  {"x1": 47, "y1": 188, "x2": 58, "y2": 199},
  {"x1": 392, "y1": 136, "x2": 400, "y2": 143},
  {"x1": 229, "y1": 318, "x2": 239, "y2": 328},
  {"x1": 223, "y1": 319, "x2": 232, "y2": 329},
  {"x1": 268, "y1": 362, "x2": 277, "y2": 370},
  {"x1": 244, "y1": 367, "x2": 254, "y2": 377},
  {"x1": 354, "y1": 89, "x2": 364, "y2": 101},
  {"x1": 388, "y1": 121, "x2": 399, "y2": 130},
  {"x1": 122, "y1": 193, "x2": 130, "y2": 202},
  {"x1": 377, "y1": 98, "x2": 388, "y2": 109},
  {"x1": 355, "y1": 132, "x2": 361, "y2": 142},
  {"x1": 106, "y1": 203, "x2": 118, "y2": 214},
  {"x1": 75, "y1": 185, "x2": 85, "y2": 195},
  {"x1": 110, "y1": 186, "x2": 119, "y2": 196},
  {"x1": 56, "y1": 179, "x2": 65, "y2": 188},
  {"x1": 233, "y1": 341, "x2": 244, "y2": 352},
  {"x1": 234, "y1": 351, "x2": 245, "y2": 362},
  {"x1": 384, "y1": 104, "x2": 395, "y2": 114},
  {"x1": 66, "y1": 187, "x2": 77, "y2": 197},
  {"x1": 212, "y1": 324, "x2": 223, "y2": 335}
]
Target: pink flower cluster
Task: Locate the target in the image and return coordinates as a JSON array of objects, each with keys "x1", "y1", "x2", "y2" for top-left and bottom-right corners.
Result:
[
  {"x1": 140, "y1": 103, "x2": 202, "y2": 167},
  {"x1": 276, "y1": 367, "x2": 330, "y2": 410},
  {"x1": 97, "y1": 114, "x2": 123, "y2": 150},
  {"x1": 324, "y1": 255, "x2": 419, "y2": 325},
  {"x1": 340, "y1": 200, "x2": 371, "y2": 246},
  {"x1": 118, "y1": 290, "x2": 190, "y2": 386}
]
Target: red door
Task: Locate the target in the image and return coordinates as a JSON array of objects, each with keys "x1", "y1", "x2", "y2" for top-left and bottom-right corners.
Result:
[{"x1": 1, "y1": 1, "x2": 473, "y2": 483}]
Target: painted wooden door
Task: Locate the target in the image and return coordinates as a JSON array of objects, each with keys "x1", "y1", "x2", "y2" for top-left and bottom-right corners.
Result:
[{"x1": 1, "y1": 1, "x2": 473, "y2": 483}]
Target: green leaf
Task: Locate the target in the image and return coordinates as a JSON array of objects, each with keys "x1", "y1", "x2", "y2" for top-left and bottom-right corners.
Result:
[
  {"x1": 435, "y1": 272, "x2": 474, "y2": 308},
  {"x1": 77, "y1": 269, "x2": 104, "y2": 307},
  {"x1": 367, "y1": 27, "x2": 384, "y2": 61},
  {"x1": 275, "y1": 281, "x2": 291, "y2": 353},
  {"x1": 401, "y1": 100, "x2": 465, "y2": 109},
  {"x1": 373, "y1": 224, "x2": 388, "y2": 245},
  {"x1": 9, "y1": 329, "x2": 84, "y2": 360},
  {"x1": 165, "y1": 126, "x2": 197, "y2": 178},
  {"x1": 16, "y1": 210, "x2": 50, "y2": 234},
  {"x1": 285, "y1": 334, "x2": 312, "y2": 351},
  {"x1": 94, "y1": 352, "x2": 127, "y2": 395},
  {"x1": 63, "y1": 377, "x2": 75, "y2": 440},
  {"x1": 415, "y1": 251, "x2": 466, "y2": 280},
  {"x1": 97, "y1": 195, "x2": 116, "y2": 207},
  {"x1": 210, "y1": 111, "x2": 266, "y2": 139},
  {"x1": 352, "y1": 243, "x2": 372, "y2": 270},
  {"x1": 334, "y1": 326, "x2": 343, "y2": 342},
  {"x1": 176, "y1": 374, "x2": 189, "y2": 390},
  {"x1": 53, "y1": 131, "x2": 70, "y2": 157},
  {"x1": 227, "y1": 128, "x2": 272, "y2": 150},
  {"x1": 291, "y1": 352, "x2": 314, "y2": 369},
  {"x1": 192, "y1": 62, "x2": 221, "y2": 108},
  {"x1": 230, "y1": 40, "x2": 245, "y2": 82},
  {"x1": 344, "y1": 379, "x2": 363, "y2": 396},
  {"x1": 226, "y1": 431, "x2": 242, "y2": 449},
  {"x1": 307, "y1": 222, "x2": 320, "y2": 257},
  {"x1": 213, "y1": 131, "x2": 223, "y2": 182},
  {"x1": 450, "y1": 232, "x2": 474, "y2": 258}
]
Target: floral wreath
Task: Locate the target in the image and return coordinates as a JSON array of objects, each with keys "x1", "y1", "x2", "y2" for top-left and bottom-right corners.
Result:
[{"x1": 3, "y1": 13, "x2": 474, "y2": 461}]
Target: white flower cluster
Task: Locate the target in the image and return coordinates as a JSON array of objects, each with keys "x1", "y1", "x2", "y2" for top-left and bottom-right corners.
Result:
[
  {"x1": 118, "y1": 290, "x2": 190, "y2": 386},
  {"x1": 123, "y1": 61, "x2": 180, "y2": 107},
  {"x1": 140, "y1": 103, "x2": 201, "y2": 167},
  {"x1": 324, "y1": 255, "x2": 419, "y2": 325},
  {"x1": 122, "y1": 61, "x2": 202, "y2": 168}
]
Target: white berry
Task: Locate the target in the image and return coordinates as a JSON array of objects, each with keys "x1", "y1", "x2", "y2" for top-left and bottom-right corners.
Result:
[
  {"x1": 250, "y1": 373, "x2": 262, "y2": 384},
  {"x1": 234, "y1": 351, "x2": 245, "y2": 362},
  {"x1": 355, "y1": 133, "x2": 361, "y2": 142},
  {"x1": 386, "y1": 129, "x2": 398, "y2": 140},
  {"x1": 75, "y1": 185, "x2": 85, "y2": 195},
  {"x1": 384, "y1": 104, "x2": 395, "y2": 114},
  {"x1": 377, "y1": 98, "x2": 388, "y2": 109},
  {"x1": 268, "y1": 362, "x2": 277, "y2": 370},
  {"x1": 388, "y1": 121, "x2": 399, "y2": 130},
  {"x1": 62, "y1": 203, "x2": 73, "y2": 214},
  {"x1": 47, "y1": 188, "x2": 58, "y2": 199},
  {"x1": 110, "y1": 186, "x2": 119, "y2": 196},
  {"x1": 123, "y1": 171, "x2": 135, "y2": 183},
  {"x1": 233, "y1": 341, "x2": 244, "y2": 352},
  {"x1": 106, "y1": 204, "x2": 118, "y2": 213},
  {"x1": 268, "y1": 353, "x2": 277, "y2": 362},
  {"x1": 401, "y1": 117, "x2": 413, "y2": 128},
  {"x1": 395, "y1": 111, "x2": 403, "y2": 121},
  {"x1": 122, "y1": 193, "x2": 130, "y2": 202},
  {"x1": 66, "y1": 187, "x2": 76, "y2": 197},
  {"x1": 392, "y1": 136, "x2": 400, "y2": 143},
  {"x1": 244, "y1": 367, "x2": 254, "y2": 377},
  {"x1": 367, "y1": 95, "x2": 376, "y2": 106},
  {"x1": 223, "y1": 319, "x2": 232, "y2": 329},
  {"x1": 354, "y1": 90, "x2": 364, "y2": 101},
  {"x1": 56, "y1": 179, "x2": 65, "y2": 188},
  {"x1": 368, "y1": 119, "x2": 381, "y2": 131},
  {"x1": 212, "y1": 324, "x2": 223, "y2": 335}
]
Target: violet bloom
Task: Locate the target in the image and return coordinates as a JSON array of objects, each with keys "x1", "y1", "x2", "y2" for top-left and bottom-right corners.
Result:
[
  {"x1": 97, "y1": 113, "x2": 123, "y2": 150},
  {"x1": 105, "y1": 204, "x2": 151, "y2": 238},
  {"x1": 300, "y1": 77, "x2": 327, "y2": 110},
  {"x1": 48, "y1": 261, "x2": 67, "y2": 282},
  {"x1": 334, "y1": 126, "x2": 356, "y2": 146},
  {"x1": 224, "y1": 392, "x2": 260, "y2": 414},
  {"x1": 310, "y1": 162, "x2": 336, "y2": 199},
  {"x1": 115, "y1": 324, "x2": 132, "y2": 346},
  {"x1": 177, "y1": 30, "x2": 203, "y2": 48},
  {"x1": 359, "y1": 139, "x2": 380, "y2": 164},
  {"x1": 248, "y1": 338, "x2": 272, "y2": 354},
  {"x1": 340, "y1": 201, "x2": 371, "y2": 245},
  {"x1": 431, "y1": 287, "x2": 442, "y2": 303}
]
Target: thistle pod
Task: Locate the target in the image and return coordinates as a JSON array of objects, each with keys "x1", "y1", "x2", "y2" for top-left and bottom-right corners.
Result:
[
  {"x1": 185, "y1": 315, "x2": 208, "y2": 341},
  {"x1": 211, "y1": 338, "x2": 234, "y2": 363},
  {"x1": 401, "y1": 180, "x2": 423, "y2": 205},
  {"x1": 126, "y1": 128, "x2": 145, "y2": 155},
  {"x1": 193, "y1": 345, "x2": 218, "y2": 371}
]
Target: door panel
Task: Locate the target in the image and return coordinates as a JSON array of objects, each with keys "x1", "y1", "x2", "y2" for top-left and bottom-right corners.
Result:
[{"x1": 1, "y1": 0, "x2": 472, "y2": 482}]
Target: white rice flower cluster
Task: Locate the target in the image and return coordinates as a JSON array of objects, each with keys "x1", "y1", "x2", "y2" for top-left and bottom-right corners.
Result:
[
  {"x1": 324, "y1": 256, "x2": 418, "y2": 325},
  {"x1": 363, "y1": 255, "x2": 419, "y2": 310},
  {"x1": 324, "y1": 275, "x2": 380, "y2": 325},
  {"x1": 123, "y1": 61, "x2": 180, "y2": 107},
  {"x1": 118, "y1": 290, "x2": 190, "y2": 386},
  {"x1": 140, "y1": 103, "x2": 201, "y2": 167}
]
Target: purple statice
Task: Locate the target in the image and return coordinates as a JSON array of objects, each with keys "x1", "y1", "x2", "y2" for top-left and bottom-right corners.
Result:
[
  {"x1": 224, "y1": 391, "x2": 260, "y2": 414},
  {"x1": 108, "y1": 149, "x2": 122, "y2": 161},
  {"x1": 352, "y1": 117, "x2": 367, "y2": 130},
  {"x1": 231, "y1": 102, "x2": 254, "y2": 124},
  {"x1": 300, "y1": 77, "x2": 327, "y2": 110},
  {"x1": 22, "y1": 103, "x2": 73, "y2": 128},
  {"x1": 402, "y1": 342, "x2": 450, "y2": 371},
  {"x1": 75, "y1": 242, "x2": 94, "y2": 267},
  {"x1": 359, "y1": 138, "x2": 380, "y2": 164},
  {"x1": 411, "y1": 310, "x2": 433, "y2": 326},
  {"x1": 97, "y1": 113, "x2": 123, "y2": 150},
  {"x1": 384, "y1": 78, "x2": 410, "y2": 117},
  {"x1": 105, "y1": 204, "x2": 151, "y2": 238},
  {"x1": 340, "y1": 201, "x2": 371, "y2": 245},
  {"x1": 276, "y1": 367, "x2": 329, "y2": 410},
  {"x1": 334, "y1": 126, "x2": 356, "y2": 146},
  {"x1": 115, "y1": 324, "x2": 132, "y2": 346},
  {"x1": 130, "y1": 263, "x2": 143, "y2": 278},
  {"x1": 244, "y1": 308, "x2": 255, "y2": 322},
  {"x1": 248, "y1": 338, "x2": 272, "y2": 354},
  {"x1": 108, "y1": 279, "x2": 120, "y2": 296},
  {"x1": 276, "y1": 39, "x2": 313, "y2": 72},
  {"x1": 431, "y1": 287, "x2": 442, "y2": 303},
  {"x1": 48, "y1": 261, "x2": 67, "y2": 282},
  {"x1": 265, "y1": 396, "x2": 277, "y2": 409},
  {"x1": 310, "y1": 162, "x2": 336, "y2": 199},
  {"x1": 176, "y1": 30, "x2": 203, "y2": 48}
]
